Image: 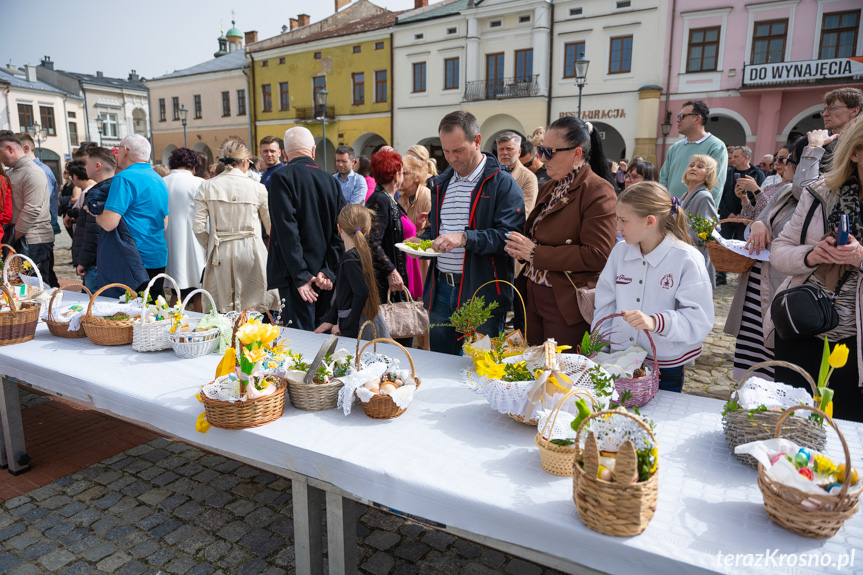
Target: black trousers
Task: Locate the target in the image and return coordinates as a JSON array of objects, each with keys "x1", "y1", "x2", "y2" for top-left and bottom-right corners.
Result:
[{"x1": 138, "y1": 267, "x2": 166, "y2": 299}]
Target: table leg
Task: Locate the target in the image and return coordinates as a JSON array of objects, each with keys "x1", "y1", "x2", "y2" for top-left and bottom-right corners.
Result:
[
  {"x1": 0, "y1": 377, "x2": 29, "y2": 475},
  {"x1": 326, "y1": 491, "x2": 358, "y2": 575},
  {"x1": 291, "y1": 476, "x2": 324, "y2": 575}
]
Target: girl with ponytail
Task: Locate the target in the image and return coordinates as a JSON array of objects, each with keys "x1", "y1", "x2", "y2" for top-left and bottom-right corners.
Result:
[
  {"x1": 315, "y1": 204, "x2": 391, "y2": 339},
  {"x1": 592, "y1": 181, "x2": 715, "y2": 393}
]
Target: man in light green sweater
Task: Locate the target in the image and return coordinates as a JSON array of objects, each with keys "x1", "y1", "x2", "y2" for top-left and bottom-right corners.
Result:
[{"x1": 659, "y1": 100, "x2": 728, "y2": 206}]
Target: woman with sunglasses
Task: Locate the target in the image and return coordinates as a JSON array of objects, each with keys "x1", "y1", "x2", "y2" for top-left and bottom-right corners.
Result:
[{"x1": 504, "y1": 117, "x2": 616, "y2": 347}]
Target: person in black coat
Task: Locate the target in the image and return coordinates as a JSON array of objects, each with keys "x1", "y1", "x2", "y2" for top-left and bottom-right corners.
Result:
[{"x1": 267, "y1": 127, "x2": 345, "y2": 330}]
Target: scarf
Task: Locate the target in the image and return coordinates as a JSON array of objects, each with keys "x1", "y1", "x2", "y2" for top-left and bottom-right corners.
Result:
[{"x1": 815, "y1": 174, "x2": 862, "y2": 291}]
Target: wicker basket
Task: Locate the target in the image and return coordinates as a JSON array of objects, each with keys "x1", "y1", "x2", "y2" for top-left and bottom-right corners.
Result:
[
  {"x1": 535, "y1": 388, "x2": 600, "y2": 476},
  {"x1": 1, "y1": 244, "x2": 22, "y2": 286},
  {"x1": 757, "y1": 405, "x2": 862, "y2": 538},
  {"x1": 463, "y1": 279, "x2": 528, "y2": 368},
  {"x1": 3, "y1": 252, "x2": 46, "y2": 312},
  {"x1": 356, "y1": 338, "x2": 421, "y2": 419},
  {"x1": 724, "y1": 360, "x2": 826, "y2": 468},
  {"x1": 132, "y1": 273, "x2": 181, "y2": 352},
  {"x1": 573, "y1": 409, "x2": 659, "y2": 536},
  {"x1": 285, "y1": 333, "x2": 344, "y2": 411},
  {"x1": 591, "y1": 313, "x2": 659, "y2": 407},
  {"x1": 0, "y1": 285, "x2": 40, "y2": 346},
  {"x1": 46, "y1": 283, "x2": 91, "y2": 338},
  {"x1": 706, "y1": 218, "x2": 755, "y2": 274},
  {"x1": 80, "y1": 283, "x2": 138, "y2": 346},
  {"x1": 168, "y1": 288, "x2": 221, "y2": 359},
  {"x1": 201, "y1": 375, "x2": 288, "y2": 430}
]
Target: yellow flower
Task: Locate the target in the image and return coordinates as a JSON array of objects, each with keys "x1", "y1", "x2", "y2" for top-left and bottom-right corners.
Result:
[
  {"x1": 829, "y1": 344, "x2": 849, "y2": 369},
  {"x1": 236, "y1": 323, "x2": 261, "y2": 346},
  {"x1": 195, "y1": 413, "x2": 210, "y2": 433},
  {"x1": 258, "y1": 324, "x2": 280, "y2": 345},
  {"x1": 215, "y1": 347, "x2": 237, "y2": 378},
  {"x1": 266, "y1": 360, "x2": 278, "y2": 369},
  {"x1": 649, "y1": 448, "x2": 658, "y2": 474},
  {"x1": 555, "y1": 345, "x2": 572, "y2": 353},
  {"x1": 243, "y1": 347, "x2": 268, "y2": 365},
  {"x1": 476, "y1": 354, "x2": 506, "y2": 379},
  {"x1": 813, "y1": 454, "x2": 837, "y2": 476}
]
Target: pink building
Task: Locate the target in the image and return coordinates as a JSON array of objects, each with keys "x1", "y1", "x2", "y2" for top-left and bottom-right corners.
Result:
[{"x1": 658, "y1": 0, "x2": 863, "y2": 163}]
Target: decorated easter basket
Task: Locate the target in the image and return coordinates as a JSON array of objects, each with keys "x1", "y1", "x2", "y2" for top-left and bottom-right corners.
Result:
[
  {"x1": 572, "y1": 409, "x2": 659, "y2": 537},
  {"x1": 356, "y1": 337, "x2": 421, "y2": 419},
  {"x1": 0, "y1": 285, "x2": 40, "y2": 346},
  {"x1": 1, "y1": 244, "x2": 22, "y2": 286},
  {"x1": 284, "y1": 333, "x2": 343, "y2": 412},
  {"x1": 757, "y1": 405, "x2": 861, "y2": 538},
  {"x1": 200, "y1": 375, "x2": 288, "y2": 430},
  {"x1": 462, "y1": 280, "x2": 528, "y2": 368},
  {"x1": 723, "y1": 361, "x2": 826, "y2": 468},
  {"x1": 706, "y1": 218, "x2": 755, "y2": 274},
  {"x1": 3, "y1": 252, "x2": 48, "y2": 316},
  {"x1": 132, "y1": 273, "x2": 181, "y2": 352},
  {"x1": 167, "y1": 289, "x2": 222, "y2": 359},
  {"x1": 80, "y1": 283, "x2": 138, "y2": 346},
  {"x1": 589, "y1": 313, "x2": 659, "y2": 407},
  {"x1": 534, "y1": 388, "x2": 600, "y2": 476},
  {"x1": 46, "y1": 283, "x2": 91, "y2": 338}
]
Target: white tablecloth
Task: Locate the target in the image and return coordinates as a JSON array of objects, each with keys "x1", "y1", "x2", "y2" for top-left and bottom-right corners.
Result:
[{"x1": 1, "y1": 295, "x2": 861, "y2": 575}]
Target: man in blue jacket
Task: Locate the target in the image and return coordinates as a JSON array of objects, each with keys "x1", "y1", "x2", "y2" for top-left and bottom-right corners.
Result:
[{"x1": 417, "y1": 111, "x2": 525, "y2": 355}]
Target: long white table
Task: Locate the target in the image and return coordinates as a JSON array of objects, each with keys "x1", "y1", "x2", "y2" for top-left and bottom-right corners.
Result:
[{"x1": 0, "y1": 298, "x2": 861, "y2": 575}]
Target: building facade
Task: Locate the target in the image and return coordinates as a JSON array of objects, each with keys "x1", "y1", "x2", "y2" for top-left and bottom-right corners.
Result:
[{"x1": 661, "y1": 0, "x2": 863, "y2": 162}]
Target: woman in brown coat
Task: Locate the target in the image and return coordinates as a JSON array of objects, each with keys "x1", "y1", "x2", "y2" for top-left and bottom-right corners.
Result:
[{"x1": 505, "y1": 117, "x2": 617, "y2": 347}]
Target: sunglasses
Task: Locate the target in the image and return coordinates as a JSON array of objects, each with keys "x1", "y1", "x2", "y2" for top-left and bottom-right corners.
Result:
[
  {"x1": 774, "y1": 156, "x2": 789, "y2": 164},
  {"x1": 537, "y1": 145, "x2": 577, "y2": 161},
  {"x1": 677, "y1": 112, "x2": 699, "y2": 120}
]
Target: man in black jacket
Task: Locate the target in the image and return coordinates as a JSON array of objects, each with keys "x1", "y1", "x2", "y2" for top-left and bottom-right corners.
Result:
[
  {"x1": 77, "y1": 148, "x2": 116, "y2": 290},
  {"x1": 717, "y1": 145, "x2": 764, "y2": 284},
  {"x1": 267, "y1": 127, "x2": 345, "y2": 330}
]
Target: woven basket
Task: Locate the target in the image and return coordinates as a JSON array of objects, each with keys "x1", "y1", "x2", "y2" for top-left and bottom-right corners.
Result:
[
  {"x1": 463, "y1": 279, "x2": 528, "y2": 368},
  {"x1": 0, "y1": 285, "x2": 40, "y2": 346},
  {"x1": 132, "y1": 273, "x2": 181, "y2": 352},
  {"x1": 286, "y1": 334, "x2": 343, "y2": 412},
  {"x1": 80, "y1": 283, "x2": 138, "y2": 346},
  {"x1": 573, "y1": 410, "x2": 659, "y2": 536},
  {"x1": 46, "y1": 283, "x2": 91, "y2": 338},
  {"x1": 168, "y1": 288, "x2": 221, "y2": 359},
  {"x1": 3, "y1": 252, "x2": 47, "y2": 312},
  {"x1": 724, "y1": 360, "x2": 826, "y2": 468},
  {"x1": 592, "y1": 313, "x2": 659, "y2": 407},
  {"x1": 201, "y1": 375, "x2": 288, "y2": 430},
  {"x1": 356, "y1": 338, "x2": 421, "y2": 419},
  {"x1": 706, "y1": 218, "x2": 755, "y2": 274},
  {"x1": 535, "y1": 388, "x2": 600, "y2": 476},
  {"x1": 1, "y1": 244, "x2": 22, "y2": 286},
  {"x1": 757, "y1": 405, "x2": 862, "y2": 538}
]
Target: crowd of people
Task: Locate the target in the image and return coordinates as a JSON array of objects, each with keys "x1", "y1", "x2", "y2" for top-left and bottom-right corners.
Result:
[{"x1": 1, "y1": 85, "x2": 861, "y2": 420}]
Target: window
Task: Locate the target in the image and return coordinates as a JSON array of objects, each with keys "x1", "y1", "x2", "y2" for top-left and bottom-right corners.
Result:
[
  {"x1": 486, "y1": 53, "x2": 504, "y2": 98},
  {"x1": 222, "y1": 91, "x2": 231, "y2": 116},
  {"x1": 17, "y1": 104, "x2": 33, "y2": 131},
  {"x1": 262, "y1": 60, "x2": 269, "y2": 67},
  {"x1": 444, "y1": 57, "x2": 460, "y2": 90},
  {"x1": 40, "y1": 106, "x2": 56, "y2": 136},
  {"x1": 69, "y1": 122, "x2": 78, "y2": 146},
  {"x1": 515, "y1": 49, "x2": 533, "y2": 82},
  {"x1": 352, "y1": 45, "x2": 361, "y2": 54},
  {"x1": 609, "y1": 35, "x2": 633, "y2": 74},
  {"x1": 447, "y1": 27, "x2": 457, "y2": 35},
  {"x1": 412, "y1": 62, "x2": 427, "y2": 93},
  {"x1": 375, "y1": 41, "x2": 384, "y2": 50},
  {"x1": 237, "y1": 89, "x2": 246, "y2": 116},
  {"x1": 490, "y1": 20, "x2": 502, "y2": 28},
  {"x1": 279, "y1": 57, "x2": 285, "y2": 64},
  {"x1": 68, "y1": 111, "x2": 76, "y2": 118},
  {"x1": 193, "y1": 95, "x2": 202, "y2": 119},
  {"x1": 314, "y1": 52, "x2": 322, "y2": 59},
  {"x1": 158, "y1": 98, "x2": 166, "y2": 122},
  {"x1": 570, "y1": 7, "x2": 583, "y2": 16},
  {"x1": 279, "y1": 82, "x2": 290, "y2": 111},
  {"x1": 352, "y1": 73, "x2": 364, "y2": 106},
  {"x1": 262, "y1": 84, "x2": 272, "y2": 112},
  {"x1": 751, "y1": 19, "x2": 787, "y2": 64},
  {"x1": 375, "y1": 70, "x2": 387, "y2": 103},
  {"x1": 172, "y1": 97, "x2": 180, "y2": 120},
  {"x1": 686, "y1": 27, "x2": 719, "y2": 72},
  {"x1": 564, "y1": 42, "x2": 586, "y2": 78},
  {"x1": 819, "y1": 11, "x2": 860, "y2": 59},
  {"x1": 100, "y1": 113, "x2": 118, "y2": 139},
  {"x1": 616, "y1": 1, "x2": 631, "y2": 8},
  {"x1": 414, "y1": 33, "x2": 424, "y2": 40},
  {"x1": 519, "y1": 15, "x2": 530, "y2": 23},
  {"x1": 313, "y1": 77, "x2": 327, "y2": 115}
]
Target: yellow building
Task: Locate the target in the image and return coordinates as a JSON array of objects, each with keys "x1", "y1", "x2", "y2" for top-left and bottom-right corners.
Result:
[{"x1": 248, "y1": 9, "x2": 398, "y2": 172}]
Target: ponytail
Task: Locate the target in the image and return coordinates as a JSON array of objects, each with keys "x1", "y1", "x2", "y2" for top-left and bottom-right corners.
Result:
[
  {"x1": 618, "y1": 182, "x2": 692, "y2": 245},
  {"x1": 546, "y1": 117, "x2": 614, "y2": 186},
  {"x1": 337, "y1": 204, "x2": 380, "y2": 320}
]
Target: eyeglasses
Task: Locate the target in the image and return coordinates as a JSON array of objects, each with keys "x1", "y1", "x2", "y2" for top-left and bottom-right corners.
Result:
[
  {"x1": 677, "y1": 112, "x2": 699, "y2": 120},
  {"x1": 774, "y1": 156, "x2": 789, "y2": 165},
  {"x1": 521, "y1": 159, "x2": 533, "y2": 167},
  {"x1": 624, "y1": 173, "x2": 643, "y2": 181},
  {"x1": 821, "y1": 105, "x2": 849, "y2": 115},
  {"x1": 537, "y1": 145, "x2": 577, "y2": 161}
]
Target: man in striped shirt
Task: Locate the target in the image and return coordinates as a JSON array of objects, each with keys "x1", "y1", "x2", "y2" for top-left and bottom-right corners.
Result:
[{"x1": 415, "y1": 111, "x2": 525, "y2": 355}]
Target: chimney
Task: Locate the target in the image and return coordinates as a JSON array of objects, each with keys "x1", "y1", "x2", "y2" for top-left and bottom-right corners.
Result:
[
  {"x1": 297, "y1": 14, "x2": 310, "y2": 27},
  {"x1": 96, "y1": 71, "x2": 104, "y2": 78},
  {"x1": 25, "y1": 65, "x2": 37, "y2": 83},
  {"x1": 335, "y1": 0, "x2": 350, "y2": 11},
  {"x1": 289, "y1": 18, "x2": 299, "y2": 30},
  {"x1": 414, "y1": 0, "x2": 428, "y2": 7},
  {"x1": 245, "y1": 30, "x2": 258, "y2": 44},
  {"x1": 40, "y1": 56, "x2": 54, "y2": 70},
  {"x1": 128, "y1": 70, "x2": 139, "y2": 82}
]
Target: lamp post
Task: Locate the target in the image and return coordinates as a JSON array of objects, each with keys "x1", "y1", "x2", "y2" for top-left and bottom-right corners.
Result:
[
  {"x1": 315, "y1": 87, "x2": 329, "y2": 172},
  {"x1": 575, "y1": 59, "x2": 590, "y2": 120},
  {"x1": 97, "y1": 116, "x2": 104, "y2": 146},
  {"x1": 179, "y1": 105, "x2": 188, "y2": 148},
  {"x1": 27, "y1": 122, "x2": 48, "y2": 160},
  {"x1": 660, "y1": 110, "x2": 673, "y2": 167}
]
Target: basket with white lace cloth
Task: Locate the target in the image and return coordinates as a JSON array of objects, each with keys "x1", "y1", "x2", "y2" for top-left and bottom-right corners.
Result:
[
  {"x1": 45, "y1": 284, "x2": 90, "y2": 338},
  {"x1": 337, "y1": 338, "x2": 420, "y2": 419},
  {"x1": 132, "y1": 273, "x2": 181, "y2": 352},
  {"x1": 168, "y1": 289, "x2": 224, "y2": 359},
  {"x1": 3, "y1": 252, "x2": 49, "y2": 315}
]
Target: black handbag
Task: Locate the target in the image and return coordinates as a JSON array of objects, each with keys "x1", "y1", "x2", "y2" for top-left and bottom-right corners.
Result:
[{"x1": 771, "y1": 271, "x2": 851, "y2": 341}]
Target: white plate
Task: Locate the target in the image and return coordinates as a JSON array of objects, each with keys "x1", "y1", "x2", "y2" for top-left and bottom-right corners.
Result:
[{"x1": 395, "y1": 242, "x2": 441, "y2": 258}]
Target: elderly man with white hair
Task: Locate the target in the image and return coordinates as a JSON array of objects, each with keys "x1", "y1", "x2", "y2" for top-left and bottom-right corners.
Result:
[
  {"x1": 96, "y1": 134, "x2": 170, "y2": 294},
  {"x1": 267, "y1": 127, "x2": 344, "y2": 330}
]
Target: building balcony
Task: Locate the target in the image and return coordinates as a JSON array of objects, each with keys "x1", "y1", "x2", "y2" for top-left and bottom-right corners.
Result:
[
  {"x1": 463, "y1": 75, "x2": 539, "y2": 102},
  {"x1": 294, "y1": 105, "x2": 335, "y2": 121},
  {"x1": 741, "y1": 57, "x2": 863, "y2": 88}
]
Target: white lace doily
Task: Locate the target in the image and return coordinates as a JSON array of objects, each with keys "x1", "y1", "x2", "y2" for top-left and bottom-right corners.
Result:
[
  {"x1": 733, "y1": 376, "x2": 816, "y2": 412},
  {"x1": 336, "y1": 361, "x2": 416, "y2": 415},
  {"x1": 581, "y1": 411, "x2": 655, "y2": 452},
  {"x1": 359, "y1": 351, "x2": 402, "y2": 371},
  {"x1": 202, "y1": 375, "x2": 243, "y2": 403},
  {"x1": 535, "y1": 409, "x2": 577, "y2": 440}
]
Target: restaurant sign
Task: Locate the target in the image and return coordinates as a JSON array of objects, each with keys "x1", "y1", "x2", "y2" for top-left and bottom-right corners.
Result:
[
  {"x1": 559, "y1": 109, "x2": 627, "y2": 120},
  {"x1": 744, "y1": 57, "x2": 863, "y2": 87}
]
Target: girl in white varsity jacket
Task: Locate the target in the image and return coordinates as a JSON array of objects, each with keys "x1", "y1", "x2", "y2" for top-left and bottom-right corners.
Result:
[{"x1": 593, "y1": 182, "x2": 715, "y2": 392}]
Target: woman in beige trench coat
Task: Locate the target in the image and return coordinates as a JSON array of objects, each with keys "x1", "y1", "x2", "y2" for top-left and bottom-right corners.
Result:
[{"x1": 194, "y1": 140, "x2": 276, "y2": 313}]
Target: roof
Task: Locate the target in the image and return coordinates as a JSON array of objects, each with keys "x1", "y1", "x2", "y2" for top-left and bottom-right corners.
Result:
[
  {"x1": 61, "y1": 71, "x2": 146, "y2": 91},
  {"x1": 226, "y1": 20, "x2": 242, "y2": 38},
  {"x1": 0, "y1": 68, "x2": 81, "y2": 99},
  {"x1": 149, "y1": 49, "x2": 248, "y2": 81},
  {"x1": 397, "y1": 0, "x2": 471, "y2": 25},
  {"x1": 259, "y1": 10, "x2": 401, "y2": 52}
]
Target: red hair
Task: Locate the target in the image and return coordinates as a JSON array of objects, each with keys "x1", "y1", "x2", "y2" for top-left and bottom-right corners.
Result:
[{"x1": 370, "y1": 149, "x2": 402, "y2": 185}]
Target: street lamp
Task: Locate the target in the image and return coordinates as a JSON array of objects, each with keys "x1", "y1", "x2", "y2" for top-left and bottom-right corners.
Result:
[
  {"x1": 315, "y1": 87, "x2": 329, "y2": 172},
  {"x1": 97, "y1": 115, "x2": 104, "y2": 146},
  {"x1": 179, "y1": 105, "x2": 188, "y2": 148},
  {"x1": 575, "y1": 59, "x2": 590, "y2": 120},
  {"x1": 660, "y1": 110, "x2": 673, "y2": 166},
  {"x1": 27, "y1": 122, "x2": 48, "y2": 160}
]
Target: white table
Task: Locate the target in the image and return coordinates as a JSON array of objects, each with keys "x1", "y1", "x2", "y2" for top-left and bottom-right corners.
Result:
[{"x1": 0, "y1": 298, "x2": 861, "y2": 575}]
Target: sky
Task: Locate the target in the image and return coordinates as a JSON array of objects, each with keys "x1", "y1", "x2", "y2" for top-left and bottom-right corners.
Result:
[{"x1": 5, "y1": 0, "x2": 419, "y2": 80}]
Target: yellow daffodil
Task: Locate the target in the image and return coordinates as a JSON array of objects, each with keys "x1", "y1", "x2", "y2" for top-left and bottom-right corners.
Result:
[
  {"x1": 243, "y1": 347, "x2": 268, "y2": 365},
  {"x1": 195, "y1": 413, "x2": 210, "y2": 433},
  {"x1": 195, "y1": 393, "x2": 203, "y2": 403},
  {"x1": 215, "y1": 347, "x2": 237, "y2": 378},
  {"x1": 555, "y1": 345, "x2": 572, "y2": 353},
  {"x1": 236, "y1": 323, "x2": 261, "y2": 346},
  {"x1": 649, "y1": 448, "x2": 658, "y2": 474},
  {"x1": 476, "y1": 354, "x2": 506, "y2": 379},
  {"x1": 266, "y1": 360, "x2": 278, "y2": 369},
  {"x1": 829, "y1": 344, "x2": 849, "y2": 369},
  {"x1": 258, "y1": 324, "x2": 280, "y2": 345},
  {"x1": 813, "y1": 454, "x2": 837, "y2": 476}
]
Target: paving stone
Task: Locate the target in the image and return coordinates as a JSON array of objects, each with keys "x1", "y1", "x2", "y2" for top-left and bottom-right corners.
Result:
[
  {"x1": 25, "y1": 486, "x2": 55, "y2": 501},
  {"x1": 45, "y1": 522, "x2": 77, "y2": 540},
  {"x1": 121, "y1": 461, "x2": 151, "y2": 475},
  {"x1": 156, "y1": 456, "x2": 187, "y2": 470},
  {"x1": 146, "y1": 548, "x2": 175, "y2": 567},
  {"x1": 37, "y1": 548, "x2": 74, "y2": 570},
  {"x1": 93, "y1": 492, "x2": 123, "y2": 509},
  {"x1": 268, "y1": 517, "x2": 292, "y2": 538},
  {"x1": 463, "y1": 563, "x2": 500, "y2": 575},
  {"x1": 181, "y1": 530, "x2": 214, "y2": 553},
  {"x1": 58, "y1": 561, "x2": 96, "y2": 575},
  {"x1": 253, "y1": 490, "x2": 281, "y2": 506},
  {"x1": 39, "y1": 495, "x2": 72, "y2": 510},
  {"x1": 421, "y1": 530, "x2": 456, "y2": 552},
  {"x1": 107, "y1": 498, "x2": 139, "y2": 516},
  {"x1": 128, "y1": 539, "x2": 160, "y2": 559},
  {"x1": 19, "y1": 541, "x2": 55, "y2": 561},
  {"x1": 245, "y1": 507, "x2": 278, "y2": 528},
  {"x1": 96, "y1": 551, "x2": 132, "y2": 573},
  {"x1": 9, "y1": 563, "x2": 43, "y2": 575},
  {"x1": 4, "y1": 497, "x2": 30, "y2": 509},
  {"x1": 271, "y1": 547, "x2": 294, "y2": 569},
  {"x1": 213, "y1": 460, "x2": 242, "y2": 474},
  {"x1": 137, "y1": 489, "x2": 171, "y2": 506},
  {"x1": 250, "y1": 535, "x2": 283, "y2": 558},
  {"x1": 105, "y1": 525, "x2": 136, "y2": 541},
  {"x1": 92, "y1": 516, "x2": 124, "y2": 535},
  {"x1": 454, "y1": 539, "x2": 482, "y2": 559},
  {"x1": 168, "y1": 478, "x2": 200, "y2": 496},
  {"x1": 0, "y1": 552, "x2": 22, "y2": 574},
  {"x1": 186, "y1": 563, "x2": 214, "y2": 575},
  {"x1": 192, "y1": 469, "x2": 221, "y2": 484},
  {"x1": 136, "y1": 512, "x2": 168, "y2": 531},
  {"x1": 505, "y1": 558, "x2": 543, "y2": 575},
  {"x1": 7, "y1": 504, "x2": 34, "y2": 519},
  {"x1": 400, "y1": 523, "x2": 425, "y2": 539},
  {"x1": 226, "y1": 500, "x2": 257, "y2": 517},
  {"x1": 235, "y1": 558, "x2": 268, "y2": 575},
  {"x1": 57, "y1": 528, "x2": 88, "y2": 546},
  {"x1": 93, "y1": 470, "x2": 123, "y2": 486},
  {"x1": 149, "y1": 520, "x2": 184, "y2": 540},
  {"x1": 62, "y1": 481, "x2": 93, "y2": 497},
  {"x1": 19, "y1": 508, "x2": 50, "y2": 523},
  {"x1": 253, "y1": 473, "x2": 278, "y2": 485},
  {"x1": 218, "y1": 521, "x2": 251, "y2": 542},
  {"x1": 77, "y1": 486, "x2": 109, "y2": 504},
  {"x1": 151, "y1": 471, "x2": 180, "y2": 487},
  {"x1": 7, "y1": 535, "x2": 39, "y2": 551},
  {"x1": 420, "y1": 550, "x2": 463, "y2": 573},
  {"x1": 58, "y1": 502, "x2": 87, "y2": 518},
  {"x1": 175, "y1": 463, "x2": 205, "y2": 477},
  {"x1": 71, "y1": 508, "x2": 102, "y2": 527},
  {"x1": 106, "y1": 456, "x2": 135, "y2": 470},
  {"x1": 165, "y1": 556, "x2": 198, "y2": 574},
  {"x1": 124, "y1": 445, "x2": 154, "y2": 457},
  {"x1": 216, "y1": 547, "x2": 250, "y2": 569},
  {"x1": 106, "y1": 476, "x2": 137, "y2": 491},
  {"x1": 188, "y1": 485, "x2": 216, "y2": 503},
  {"x1": 173, "y1": 501, "x2": 204, "y2": 520},
  {"x1": 120, "y1": 506, "x2": 152, "y2": 524},
  {"x1": 395, "y1": 540, "x2": 430, "y2": 562},
  {"x1": 359, "y1": 549, "x2": 396, "y2": 575},
  {"x1": 361, "y1": 509, "x2": 404, "y2": 532},
  {"x1": 195, "y1": 509, "x2": 232, "y2": 532},
  {"x1": 393, "y1": 565, "x2": 418, "y2": 575},
  {"x1": 234, "y1": 466, "x2": 259, "y2": 479},
  {"x1": 480, "y1": 549, "x2": 506, "y2": 569},
  {"x1": 365, "y1": 530, "x2": 400, "y2": 551},
  {"x1": 209, "y1": 474, "x2": 241, "y2": 491},
  {"x1": 199, "y1": 455, "x2": 227, "y2": 468},
  {"x1": 203, "y1": 540, "x2": 232, "y2": 563},
  {"x1": 231, "y1": 483, "x2": 263, "y2": 499},
  {"x1": 115, "y1": 560, "x2": 147, "y2": 575},
  {"x1": 162, "y1": 524, "x2": 198, "y2": 545},
  {"x1": 141, "y1": 448, "x2": 171, "y2": 463},
  {"x1": 33, "y1": 513, "x2": 63, "y2": 532},
  {"x1": 204, "y1": 491, "x2": 234, "y2": 508},
  {"x1": 83, "y1": 542, "x2": 117, "y2": 562},
  {"x1": 66, "y1": 534, "x2": 100, "y2": 554},
  {"x1": 158, "y1": 494, "x2": 189, "y2": 512}
]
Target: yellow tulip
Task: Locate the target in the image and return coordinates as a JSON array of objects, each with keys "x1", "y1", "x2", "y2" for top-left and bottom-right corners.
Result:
[
  {"x1": 555, "y1": 345, "x2": 572, "y2": 353},
  {"x1": 215, "y1": 347, "x2": 237, "y2": 378},
  {"x1": 243, "y1": 347, "x2": 268, "y2": 365},
  {"x1": 476, "y1": 355, "x2": 506, "y2": 379},
  {"x1": 829, "y1": 344, "x2": 849, "y2": 369},
  {"x1": 258, "y1": 324, "x2": 281, "y2": 344},
  {"x1": 195, "y1": 413, "x2": 211, "y2": 433},
  {"x1": 236, "y1": 323, "x2": 261, "y2": 346}
]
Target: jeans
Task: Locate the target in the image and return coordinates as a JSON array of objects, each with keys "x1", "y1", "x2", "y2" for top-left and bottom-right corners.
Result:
[
  {"x1": 428, "y1": 277, "x2": 506, "y2": 355},
  {"x1": 659, "y1": 365, "x2": 685, "y2": 393},
  {"x1": 83, "y1": 267, "x2": 98, "y2": 292}
]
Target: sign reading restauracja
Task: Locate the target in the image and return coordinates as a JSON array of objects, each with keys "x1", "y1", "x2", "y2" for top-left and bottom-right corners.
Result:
[
  {"x1": 745, "y1": 57, "x2": 863, "y2": 86},
  {"x1": 560, "y1": 109, "x2": 627, "y2": 120}
]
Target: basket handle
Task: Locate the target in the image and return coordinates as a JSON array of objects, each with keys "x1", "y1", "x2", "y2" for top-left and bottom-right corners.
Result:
[
  {"x1": 85, "y1": 283, "x2": 137, "y2": 318},
  {"x1": 737, "y1": 360, "x2": 818, "y2": 397},
  {"x1": 0, "y1": 285, "x2": 20, "y2": 314},
  {"x1": 231, "y1": 305, "x2": 277, "y2": 349},
  {"x1": 140, "y1": 273, "x2": 181, "y2": 322},
  {"x1": 180, "y1": 288, "x2": 218, "y2": 319},
  {"x1": 538, "y1": 387, "x2": 600, "y2": 443},
  {"x1": 48, "y1": 283, "x2": 91, "y2": 322},
  {"x1": 470, "y1": 279, "x2": 526, "y2": 342},
  {"x1": 574, "y1": 409, "x2": 658, "y2": 461},
  {"x1": 3, "y1": 252, "x2": 44, "y2": 290},
  {"x1": 773, "y1": 405, "x2": 855, "y2": 501},
  {"x1": 356, "y1": 337, "x2": 417, "y2": 379},
  {"x1": 356, "y1": 320, "x2": 378, "y2": 358},
  {"x1": 592, "y1": 313, "x2": 659, "y2": 373},
  {"x1": 711, "y1": 217, "x2": 753, "y2": 232},
  {"x1": 0, "y1": 244, "x2": 17, "y2": 256}
]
